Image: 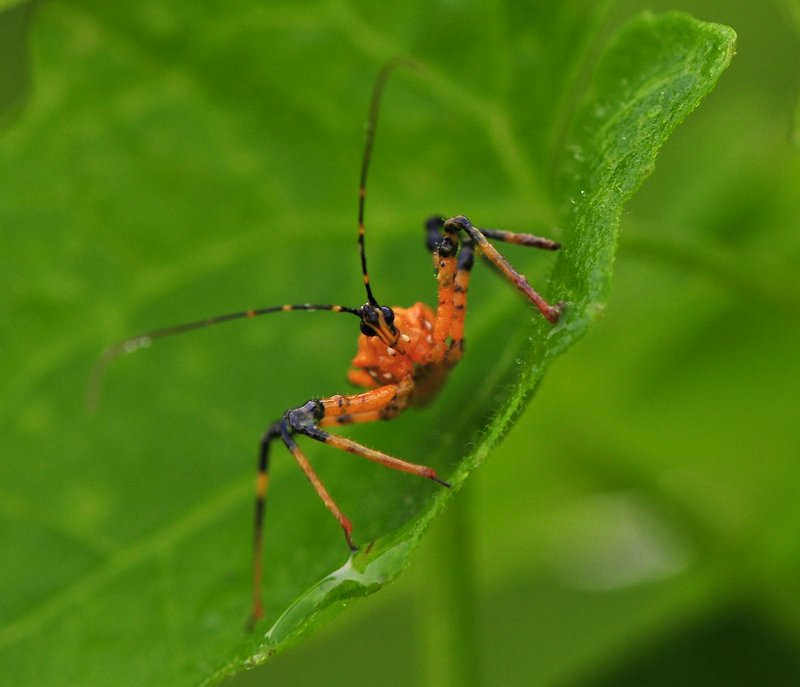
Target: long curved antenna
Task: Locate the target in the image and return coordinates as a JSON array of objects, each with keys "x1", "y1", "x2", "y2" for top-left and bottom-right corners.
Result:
[
  {"x1": 358, "y1": 57, "x2": 418, "y2": 305},
  {"x1": 88, "y1": 303, "x2": 360, "y2": 408}
]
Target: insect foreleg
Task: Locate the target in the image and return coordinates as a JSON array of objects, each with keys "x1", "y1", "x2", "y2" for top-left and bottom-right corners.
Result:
[
  {"x1": 477, "y1": 226, "x2": 560, "y2": 250},
  {"x1": 422, "y1": 215, "x2": 560, "y2": 253},
  {"x1": 444, "y1": 237, "x2": 475, "y2": 367},
  {"x1": 445, "y1": 215, "x2": 564, "y2": 323}
]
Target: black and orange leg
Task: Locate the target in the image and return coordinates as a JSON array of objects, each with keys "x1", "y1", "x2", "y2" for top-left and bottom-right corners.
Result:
[
  {"x1": 318, "y1": 379, "x2": 413, "y2": 426},
  {"x1": 248, "y1": 404, "x2": 357, "y2": 629},
  {"x1": 424, "y1": 215, "x2": 559, "y2": 253},
  {"x1": 247, "y1": 422, "x2": 280, "y2": 630},
  {"x1": 444, "y1": 215, "x2": 563, "y2": 323},
  {"x1": 478, "y1": 226, "x2": 560, "y2": 251},
  {"x1": 248, "y1": 385, "x2": 448, "y2": 627},
  {"x1": 310, "y1": 382, "x2": 447, "y2": 487},
  {"x1": 445, "y1": 236, "x2": 475, "y2": 367},
  {"x1": 424, "y1": 217, "x2": 475, "y2": 365},
  {"x1": 428, "y1": 217, "x2": 460, "y2": 355}
]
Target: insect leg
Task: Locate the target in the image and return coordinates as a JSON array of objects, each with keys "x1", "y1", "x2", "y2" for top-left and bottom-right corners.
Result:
[
  {"x1": 247, "y1": 422, "x2": 281, "y2": 629},
  {"x1": 477, "y1": 227, "x2": 560, "y2": 251},
  {"x1": 248, "y1": 394, "x2": 377, "y2": 629},
  {"x1": 288, "y1": 387, "x2": 450, "y2": 486},
  {"x1": 278, "y1": 421, "x2": 358, "y2": 551},
  {"x1": 445, "y1": 215, "x2": 563, "y2": 323},
  {"x1": 319, "y1": 380, "x2": 411, "y2": 425},
  {"x1": 445, "y1": 236, "x2": 475, "y2": 367},
  {"x1": 301, "y1": 424, "x2": 451, "y2": 487},
  {"x1": 427, "y1": 215, "x2": 479, "y2": 368},
  {"x1": 248, "y1": 381, "x2": 446, "y2": 628},
  {"x1": 430, "y1": 217, "x2": 460, "y2": 351},
  {"x1": 423, "y1": 215, "x2": 559, "y2": 252},
  {"x1": 424, "y1": 215, "x2": 445, "y2": 266}
]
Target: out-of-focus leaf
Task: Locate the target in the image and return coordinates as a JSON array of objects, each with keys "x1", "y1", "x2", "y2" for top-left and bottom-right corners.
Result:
[{"x1": 0, "y1": 0, "x2": 35, "y2": 125}]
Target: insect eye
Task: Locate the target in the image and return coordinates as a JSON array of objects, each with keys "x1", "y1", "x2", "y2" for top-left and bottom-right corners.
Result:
[
  {"x1": 380, "y1": 306, "x2": 395, "y2": 325},
  {"x1": 360, "y1": 321, "x2": 378, "y2": 337}
]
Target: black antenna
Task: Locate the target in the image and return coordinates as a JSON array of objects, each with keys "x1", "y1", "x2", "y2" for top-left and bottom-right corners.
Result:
[
  {"x1": 357, "y1": 58, "x2": 416, "y2": 305},
  {"x1": 88, "y1": 303, "x2": 359, "y2": 408}
]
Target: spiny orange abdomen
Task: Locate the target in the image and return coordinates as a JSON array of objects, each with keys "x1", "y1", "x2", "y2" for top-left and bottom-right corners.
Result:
[{"x1": 347, "y1": 302, "x2": 436, "y2": 388}]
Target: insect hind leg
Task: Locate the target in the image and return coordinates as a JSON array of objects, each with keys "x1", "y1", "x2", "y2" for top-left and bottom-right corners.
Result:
[
  {"x1": 248, "y1": 422, "x2": 281, "y2": 630},
  {"x1": 279, "y1": 418, "x2": 357, "y2": 551},
  {"x1": 291, "y1": 389, "x2": 450, "y2": 487},
  {"x1": 249, "y1": 389, "x2": 449, "y2": 629},
  {"x1": 248, "y1": 406, "x2": 357, "y2": 631}
]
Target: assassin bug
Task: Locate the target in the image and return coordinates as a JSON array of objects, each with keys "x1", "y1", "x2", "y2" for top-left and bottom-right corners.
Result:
[{"x1": 92, "y1": 61, "x2": 563, "y2": 627}]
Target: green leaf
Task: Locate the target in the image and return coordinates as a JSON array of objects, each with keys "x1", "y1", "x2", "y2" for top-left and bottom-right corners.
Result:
[
  {"x1": 787, "y1": 0, "x2": 800, "y2": 146},
  {"x1": 0, "y1": 4, "x2": 733, "y2": 686},
  {"x1": 0, "y1": 0, "x2": 35, "y2": 126}
]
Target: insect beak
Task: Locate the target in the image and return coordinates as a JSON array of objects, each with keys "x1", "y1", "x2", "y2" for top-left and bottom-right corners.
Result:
[{"x1": 375, "y1": 321, "x2": 398, "y2": 345}]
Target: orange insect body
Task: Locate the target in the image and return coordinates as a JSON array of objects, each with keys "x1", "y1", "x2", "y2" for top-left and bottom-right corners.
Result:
[{"x1": 348, "y1": 302, "x2": 437, "y2": 387}]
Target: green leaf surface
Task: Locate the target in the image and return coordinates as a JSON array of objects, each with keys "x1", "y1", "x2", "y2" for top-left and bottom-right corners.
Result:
[
  {"x1": 788, "y1": 0, "x2": 800, "y2": 146},
  {"x1": 0, "y1": 4, "x2": 733, "y2": 685},
  {"x1": 0, "y1": 0, "x2": 35, "y2": 126}
]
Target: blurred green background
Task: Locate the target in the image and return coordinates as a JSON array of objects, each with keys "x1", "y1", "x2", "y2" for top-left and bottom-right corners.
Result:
[{"x1": 1, "y1": 0, "x2": 798, "y2": 685}]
